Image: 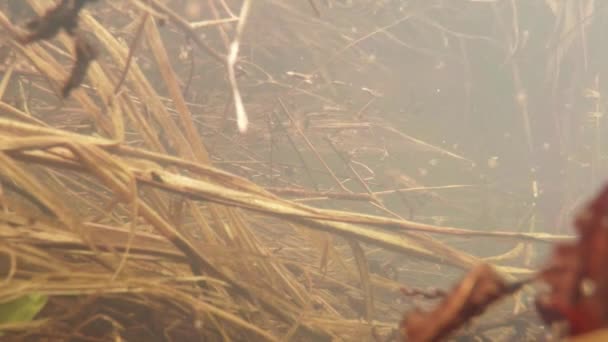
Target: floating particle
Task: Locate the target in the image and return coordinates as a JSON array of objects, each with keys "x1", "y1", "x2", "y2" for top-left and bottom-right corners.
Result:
[
  {"x1": 487, "y1": 156, "x2": 499, "y2": 169},
  {"x1": 589, "y1": 111, "x2": 603, "y2": 119},
  {"x1": 584, "y1": 88, "x2": 601, "y2": 99},
  {"x1": 285, "y1": 71, "x2": 314, "y2": 84},
  {"x1": 431, "y1": 216, "x2": 447, "y2": 225},
  {"x1": 185, "y1": 0, "x2": 202, "y2": 19},
  {"x1": 361, "y1": 87, "x2": 383, "y2": 97},
  {"x1": 178, "y1": 45, "x2": 191, "y2": 61},
  {"x1": 515, "y1": 91, "x2": 527, "y2": 104}
]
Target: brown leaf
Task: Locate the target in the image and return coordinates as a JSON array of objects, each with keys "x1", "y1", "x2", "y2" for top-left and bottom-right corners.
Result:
[{"x1": 403, "y1": 264, "x2": 526, "y2": 342}]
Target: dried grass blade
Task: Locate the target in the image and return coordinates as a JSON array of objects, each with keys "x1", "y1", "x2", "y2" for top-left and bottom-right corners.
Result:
[
  {"x1": 144, "y1": 17, "x2": 209, "y2": 161},
  {"x1": 0, "y1": 152, "x2": 73, "y2": 227},
  {"x1": 348, "y1": 240, "x2": 374, "y2": 321}
]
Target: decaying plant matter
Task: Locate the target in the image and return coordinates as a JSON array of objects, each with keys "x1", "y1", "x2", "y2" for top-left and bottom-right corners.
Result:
[
  {"x1": 20, "y1": 0, "x2": 98, "y2": 44},
  {"x1": 403, "y1": 185, "x2": 608, "y2": 341},
  {"x1": 402, "y1": 264, "x2": 530, "y2": 341},
  {"x1": 14, "y1": 0, "x2": 99, "y2": 98},
  {"x1": 536, "y1": 185, "x2": 608, "y2": 336},
  {"x1": 61, "y1": 35, "x2": 97, "y2": 97}
]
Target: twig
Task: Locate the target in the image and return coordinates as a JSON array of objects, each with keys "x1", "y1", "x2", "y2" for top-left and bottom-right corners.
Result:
[
  {"x1": 226, "y1": 0, "x2": 252, "y2": 133},
  {"x1": 114, "y1": 13, "x2": 149, "y2": 95},
  {"x1": 269, "y1": 110, "x2": 319, "y2": 190},
  {"x1": 277, "y1": 98, "x2": 349, "y2": 192}
]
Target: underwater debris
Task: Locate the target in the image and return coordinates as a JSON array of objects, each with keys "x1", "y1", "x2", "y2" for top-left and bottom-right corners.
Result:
[
  {"x1": 20, "y1": 0, "x2": 98, "y2": 44},
  {"x1": 18, "y1": 0, "x2": 98, "y2": 98},
  {"x1": 402, "y1": 184, "x2": 608, "y2": 341},
  {"x1": 536, "y1": 185, "x2": 608, "y2": 336},
  {"x1": 402, "y1": 264, "x2": 528, "y2": 342},
  {"x1": 62, "y1": 35, "x2": 97, "y2": 97}
]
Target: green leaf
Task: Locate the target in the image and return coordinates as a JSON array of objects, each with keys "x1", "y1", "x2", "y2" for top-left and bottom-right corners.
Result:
[{"x1": 0, "y1": 293, "x2": 48, "y2": 334}]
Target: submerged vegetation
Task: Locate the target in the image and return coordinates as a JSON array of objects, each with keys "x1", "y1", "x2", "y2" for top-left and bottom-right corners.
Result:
[{"x1": 0, "y1": 0, "x2": 606, "y2": 340}]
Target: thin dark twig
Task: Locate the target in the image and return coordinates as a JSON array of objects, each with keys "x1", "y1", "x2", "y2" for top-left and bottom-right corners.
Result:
[
  {"x1": 182, "y1": 42, "x2": 196, "y2": 99},
  {"x1": 270, "y1": 110, "x2": 319, "y2": 191},
  {"x1": 277, "y1": 98, "x2": 349, "y2": 192},
  {"x1": 114, "y1": 13, "x2": 149, "y2": 95},
  {"x1": 324, "y1": 136, "x2": 379, "y2": 204},
  {"x1": 266, "y1": 115, "x2": 275, "y2": 186}
]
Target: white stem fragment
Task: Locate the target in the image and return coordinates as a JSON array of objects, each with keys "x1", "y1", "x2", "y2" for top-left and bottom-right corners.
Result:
[{"x1": 227, "y1": 0, "x2": 252, "y2": 134}]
